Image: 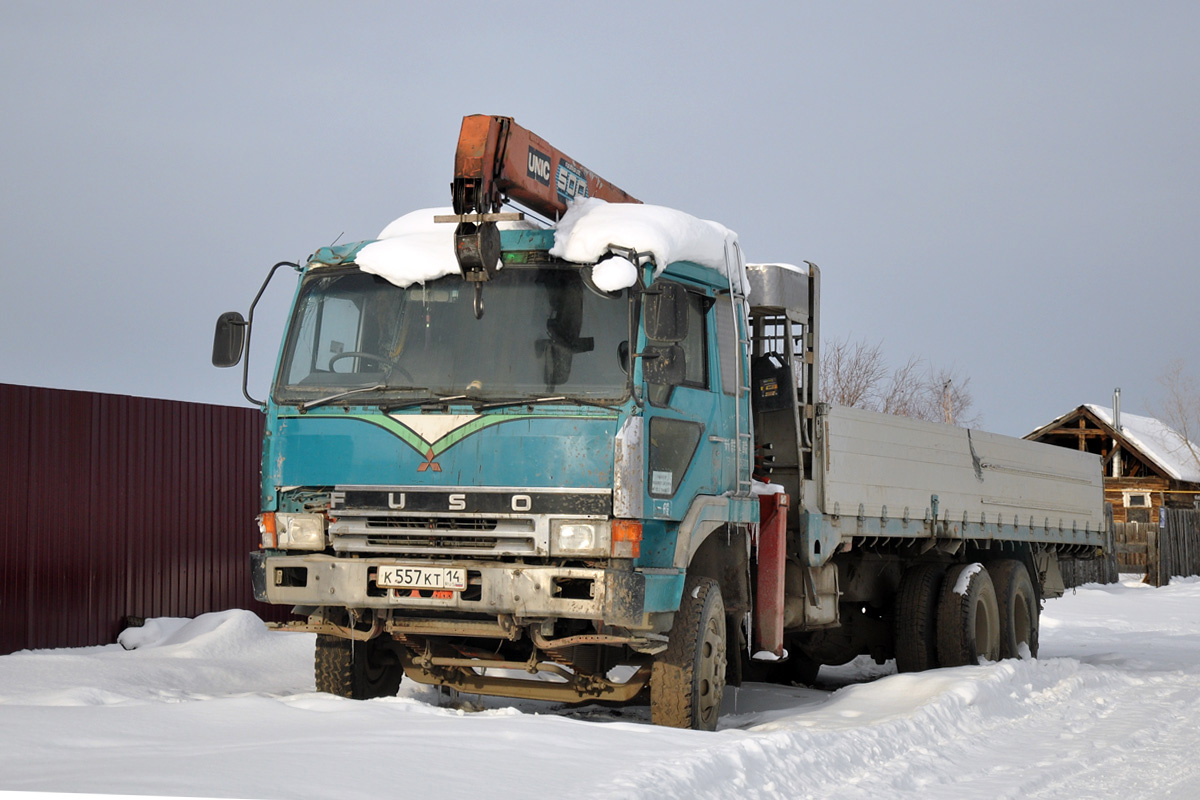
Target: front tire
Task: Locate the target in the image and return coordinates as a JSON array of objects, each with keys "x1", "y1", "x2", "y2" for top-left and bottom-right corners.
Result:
[
  {"x1": 315, "y1": 634, "x2": 404, "y2": 699},
  {"x1": 652, "y1": 577, "x2": 727, "y2": 731}
]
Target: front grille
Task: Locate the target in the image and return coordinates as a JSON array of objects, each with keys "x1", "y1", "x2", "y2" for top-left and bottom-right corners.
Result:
[
  {"x1": 365, "y1": 516, "x2": 500, "y2": 532},
  {"x1": 330, "y1": 514, "x2": 540, "y2": 556},
  {"x1": 365, "y1": 533, "x2": 499, "y2": 550}
]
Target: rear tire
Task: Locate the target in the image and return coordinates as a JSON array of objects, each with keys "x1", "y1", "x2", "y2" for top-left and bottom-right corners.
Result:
[
  {"x1": 936, "y1": 563, "x2": 1001, "y2": 667},
  {"x1": 315, "y1": 634, "x2": 404, "y2": 699},
  {"x1": 894, "y1": 562, "x2": 946, "y2": 673},
  {"x1": 651, "y1": 577, "x2": 727, "y2": 731},
  {"x1": 987, "y1": 559, "x2": 1039, "y2": 659}
]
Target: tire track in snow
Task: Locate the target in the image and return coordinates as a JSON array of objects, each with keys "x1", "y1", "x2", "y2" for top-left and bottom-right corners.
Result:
[{"x1": 589, "y1": 657, "x2": 1200, "y2": 799}]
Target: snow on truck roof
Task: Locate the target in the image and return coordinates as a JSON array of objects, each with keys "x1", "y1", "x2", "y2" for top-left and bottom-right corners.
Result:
[
  {"x1": 352, "y1": 207, "x2": 462, "y2": 288},
  {"x1": 354, "y1": 199, "x2": 750, "y2": 295}
]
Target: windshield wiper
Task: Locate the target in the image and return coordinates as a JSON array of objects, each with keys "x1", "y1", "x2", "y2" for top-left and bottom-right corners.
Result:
[
  {"x1": 382, "y1": 394, "x2": 474, "y2": 413},
  {"x1": 298, "y1": 384, "x2": 387, "y2": 413},
  {"x1": 383, "y1": 393, "x2": 621, "y2": 413},
  {"x1": 476, "y1": 395, "x2": 620, "y2": 411}
]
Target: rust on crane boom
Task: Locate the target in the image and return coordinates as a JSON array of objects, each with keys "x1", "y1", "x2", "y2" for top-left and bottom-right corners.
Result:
[
  {"x1": 452, "y1": 114, "x2": 640, "y2": 219},
  {"x1": 450, "y1": 114, "x2": 640, "y2": 285}
]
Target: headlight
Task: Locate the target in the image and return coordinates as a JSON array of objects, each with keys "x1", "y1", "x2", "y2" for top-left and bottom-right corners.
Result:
[
  {"x1": 550, "y1": 520, "x2": 610, "y2": 556},
  {"x1": 273, "y1": 512, "x2": 326, "y2": 550}
]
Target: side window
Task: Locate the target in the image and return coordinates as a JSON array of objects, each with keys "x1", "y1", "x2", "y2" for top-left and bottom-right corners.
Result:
[
  {"x1": 645, "y1": 284, "x2": 710, "y2": 405},
  {"x1": 714, "y1": 298, "x2": 737, "y2": 396},
  {"x1": 680, "y1": 292, "x2": 708, "y2": 389},
  {"x1": 648, "y1": 417, "x2": 703, "y2": 497}
]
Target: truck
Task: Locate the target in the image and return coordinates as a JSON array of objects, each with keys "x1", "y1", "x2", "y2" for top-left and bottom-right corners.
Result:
[{"x1": 213, "y1": 115, "x2": 1108, "y2": 730}]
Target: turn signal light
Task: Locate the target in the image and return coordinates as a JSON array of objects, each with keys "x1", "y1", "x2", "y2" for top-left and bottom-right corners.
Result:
[
  {"x1": 257, "y1": 512, "x2": 277, "y2": 549},
  {"x1": 611, "y1": 519, "x2": 642, "y2": 559}
]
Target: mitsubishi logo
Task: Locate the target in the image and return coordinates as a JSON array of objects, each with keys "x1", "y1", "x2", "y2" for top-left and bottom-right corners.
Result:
[{"x1": 417, "y1": 448, "x2": 442, "y2": 472}]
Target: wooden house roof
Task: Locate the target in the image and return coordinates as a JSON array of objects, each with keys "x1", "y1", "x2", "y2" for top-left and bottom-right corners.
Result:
[{"x1": 1027, "y1": 405, "x2": 1200, "y2": 485}]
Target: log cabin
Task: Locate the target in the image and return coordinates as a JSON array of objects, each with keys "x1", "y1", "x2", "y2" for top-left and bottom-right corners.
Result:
[{"x1": 1027, "y1": 402, "x2": 1200, "y2": 524}]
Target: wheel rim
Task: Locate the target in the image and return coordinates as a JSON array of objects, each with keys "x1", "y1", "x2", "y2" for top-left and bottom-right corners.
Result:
[
  {"x1": 1013, "y1": 594, "x2": 1032, "y2": 655},
  {"x1": 696, "y1": 611, "x2": 727, "y2": 726},
  {"x1": 974, "y1": 592, "x2": 1000, "y2": 661}
]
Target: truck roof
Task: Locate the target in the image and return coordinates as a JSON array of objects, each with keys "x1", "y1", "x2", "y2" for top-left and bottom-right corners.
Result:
[{"x1": 332, "y1": 202, "x2": 749, "y2": 295}]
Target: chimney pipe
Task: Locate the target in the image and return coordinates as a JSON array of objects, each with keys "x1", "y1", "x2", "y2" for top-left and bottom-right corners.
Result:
[{"x1": 1112, "y1": 387, "x2": 1122, "y2": 479}]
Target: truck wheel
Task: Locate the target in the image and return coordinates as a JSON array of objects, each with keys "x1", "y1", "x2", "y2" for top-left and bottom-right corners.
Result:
[
  {"x1": 936, "y1": 563, "x2": 1001, "y2": 667},
  {"x1": 651, "y1": 577, "x2": 727, "y2": 731},
  {"x1": 986, "y1": 559, "x2": 1039, "y2": 659},
  {"x1": 314, "y1": 634, "x2": 404, "y2": 699},
  {"x1": 894, "y1": 562, "x2": 946, "y2": 673}
]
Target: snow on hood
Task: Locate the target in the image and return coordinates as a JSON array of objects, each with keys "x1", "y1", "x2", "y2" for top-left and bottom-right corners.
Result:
[
  {"x1": 1084, "y1": 405, "x2": 1200, "y2": 483},
  {"x1": 356, "y1": 201, "x2": 749, "y2": 294},
  {"x1": 550, "y1": 198, "x2": 748, "y2": 293}
]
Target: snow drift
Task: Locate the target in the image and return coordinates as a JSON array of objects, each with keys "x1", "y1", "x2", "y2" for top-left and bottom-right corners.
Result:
[{"x1": 4, "y1": 579, "x2": 1200, "y2": 798}]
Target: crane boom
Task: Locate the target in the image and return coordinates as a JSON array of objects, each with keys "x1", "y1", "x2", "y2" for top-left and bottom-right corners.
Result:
[
  {"x1": 450, "y1": 115, "x2": 640, "y2": 282},
  {"x1": 452, "y1": 114, "x2": 640, "y2": 219}
]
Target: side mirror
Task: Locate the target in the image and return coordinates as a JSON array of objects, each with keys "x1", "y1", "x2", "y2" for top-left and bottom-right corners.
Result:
[
  {"x1": 642, "y1": 343, "x2": 686, "y2": 386},
  {"x1": 212, "y1": 311, "x2": 246, "y2": 368},
  {"x1": 643, "y1": 283, "x2": 688, "y2": 343}
]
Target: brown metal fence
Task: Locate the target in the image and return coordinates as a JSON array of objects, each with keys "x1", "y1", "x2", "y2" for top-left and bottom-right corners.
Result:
[{"x1": 0, "y1": 383, "x2": 287, "y2": 655}]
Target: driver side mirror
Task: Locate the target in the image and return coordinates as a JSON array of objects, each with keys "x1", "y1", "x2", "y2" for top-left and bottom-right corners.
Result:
[
  {"x1": 212, "y1": 311, "x2": 246, "y2": 368},
  {"x1": 642, "y1": 343, "x2": 686, "y2": 386}
]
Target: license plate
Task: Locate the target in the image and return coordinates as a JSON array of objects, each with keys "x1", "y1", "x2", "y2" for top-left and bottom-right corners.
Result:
[{"x1": 377, "y1": 565, "x2": 466, "y2": 591}]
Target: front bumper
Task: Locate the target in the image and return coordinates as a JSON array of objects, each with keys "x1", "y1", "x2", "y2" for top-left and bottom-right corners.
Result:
[{"x1": 252, "y1": 551, "x2": 680, "y2": 631}]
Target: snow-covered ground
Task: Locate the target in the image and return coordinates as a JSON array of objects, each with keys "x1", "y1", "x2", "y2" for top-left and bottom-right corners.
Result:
[{"x1": 3, "y1": 576, "x2": 1200, "y2": 800}]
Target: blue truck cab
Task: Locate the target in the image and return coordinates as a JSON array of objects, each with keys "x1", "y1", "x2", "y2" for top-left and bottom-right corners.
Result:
[{"x1": 219, "y1": 219, "x2": 760, "y2": 729}]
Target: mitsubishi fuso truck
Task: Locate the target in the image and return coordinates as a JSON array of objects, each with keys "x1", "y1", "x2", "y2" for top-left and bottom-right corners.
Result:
[{"x1": 213, "y1": 115, "x2": 1108, "y2": 730}]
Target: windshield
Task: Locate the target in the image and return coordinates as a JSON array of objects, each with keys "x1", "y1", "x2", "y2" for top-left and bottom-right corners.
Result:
[{"x1": 274, "y1": 265, "x2": 632, "y2": 404}]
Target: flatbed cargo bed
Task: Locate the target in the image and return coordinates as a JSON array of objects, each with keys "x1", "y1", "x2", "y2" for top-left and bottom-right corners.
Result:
[{"x1": 805, "y1": 404, "x2": 1106, "y2": 559}]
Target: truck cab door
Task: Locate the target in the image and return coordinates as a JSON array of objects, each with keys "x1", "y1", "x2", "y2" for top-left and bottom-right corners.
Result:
[{"x1": 642, "y1": 281, "x2": 741, "y2": 520}]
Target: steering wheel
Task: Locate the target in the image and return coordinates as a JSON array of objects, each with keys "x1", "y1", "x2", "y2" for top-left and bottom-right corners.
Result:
[
  {"x1": 328, "y1": 351, "x2": 389, "y2": 372},
  {"x1": 327, "y1": 351, "x2": 414, "y2": 382}
]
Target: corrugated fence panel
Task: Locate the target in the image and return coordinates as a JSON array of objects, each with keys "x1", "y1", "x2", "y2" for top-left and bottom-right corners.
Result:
[
  {"x1": 0, "y1": 383, "x2": 287, "y2": 655},
  {"x1": 0, "y1": 386, "x2": 33, "y2": 653}
]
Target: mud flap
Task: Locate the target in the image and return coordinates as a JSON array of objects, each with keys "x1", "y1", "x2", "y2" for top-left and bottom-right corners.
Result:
[
  {"x1": 250, "y1": 550, "x2": 269, "y2": 603},
  {"x1": 603, "y1": 570, "x2": 648, "y2": 628}
]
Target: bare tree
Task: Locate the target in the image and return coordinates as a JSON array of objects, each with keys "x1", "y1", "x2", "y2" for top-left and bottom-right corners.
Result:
[
  {"x1": 1153, "y1": 359, "x2": 1200, "y2": 476},
  {"x1": 878, "y1": 355, "x2": 926, "y2": 418},
  {"x1": 821, "y1": 338, "x2": 888, "y2": 408},
  {"x1": 924, "y1": 366, "x2": 980, "y2": 427},
  {"x1": 819, "y1": 336, "x2": 980, "y2": 427}
]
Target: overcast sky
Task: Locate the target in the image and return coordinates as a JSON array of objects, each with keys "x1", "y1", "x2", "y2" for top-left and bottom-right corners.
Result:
[{"x1": 2, "y1": 1, "x2": 1196, "y2": 436}]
